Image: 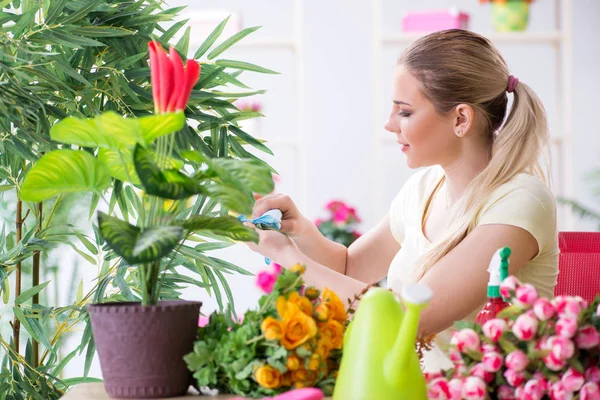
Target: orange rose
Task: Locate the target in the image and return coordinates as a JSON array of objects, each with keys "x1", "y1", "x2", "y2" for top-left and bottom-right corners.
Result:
[
  {"x1": 281, "y1": 372, "x2": 292, "y2": 387},
  {"x1": 281, "y1": 303, "x2": 318, "y2": 349},
  {"x1": 304, "y1": 286, "x2": 320, "y2": 300},
  {"x1": 255, "y1": 365, "x2": 281, "y2": 389},
  {"x1": 314, "y1": 303, "x2": 330, "y2": 322},
  {"x1": 318, "y1": 319, "x2": 345, "y2": 349},
  {"x1": 276, "y1": 296, "x2": 289, "y2": 319},
  {"x1": 315, "y1": 336, "x2": 332, "y2": 359},
  {"x1": 308, "y1": 354, "x2": 321, "y2": 371},
  {"x1": 322, "y1": 287, "x2": 347, "y2": 322},
  {"x1": 290, "y1": 264, "x2": 306, "y2": 274},
  {"x1": 288, "y1": 292, "x2": 313, "y2": 316},
  {"x1": 291, "y1": 369, "x2": 316, "y2": 388},
  {"x1": 286, "y1": 354, "x2": 301, "y2": 371},
  {"x1": 261, "y1": 316, "x2": 284, "y2": 340}
]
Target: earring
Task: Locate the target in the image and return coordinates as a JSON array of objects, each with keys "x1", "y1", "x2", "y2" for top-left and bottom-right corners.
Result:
[{"x1": 457, "y1": 130, "x2": 463, "y2": 137}]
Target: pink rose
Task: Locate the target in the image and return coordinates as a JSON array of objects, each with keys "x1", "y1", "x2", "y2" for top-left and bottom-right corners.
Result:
[
  {"x1": 481, "y1": 343, "x2": 497, "y2": 353},
  {"x1": 498, "y1": 385, "x2": 516, "y2": 400},
  {"x1": 451, "y1": 328, "x2": 480, "y2": 353},
  {"x1": 453, "y1": 363, "x2": 468, "y2": 378},
  {"x1": 461, "y1": 376, "x2": 487, "y2": 400},
  {"x1": 325, "y1": 200, "x2": 345, "y2": 211},
  {"x1": 555, "y1": 316, "x2": 578, "y2": 338},
  {"x1": 482, "y1": 318, "x2": 508, "y2": 342},
  {"x1": 448, "y1": 378, "x2": 463, "y2": 400},
  {"x1": 482, "y1": 351, "x2": 503, "y2": 372},
  {"x1": 427, "y1": 377, "x2": 451, "y2": 400},
  {"x1": 580, "y1": 382, "x2": 600, "y2": 400},
  {"x1": 198, "y1": 315, "x2": 210, "y2": 327},
  {"x1": 521, "y1": 379, "x2": 546, "y2": 400},
  {"x1": 424, "y1": 370, "x2": 444, "y2": 383},
  {"x1": 550, "y1": 381, "x2": 573, "y2": 400},
  {"x1": 575, "y1": 325, "x2": 600, "y2": 349},
  {"x1": 533, "y1": 298, "x2": 556, "y2": 321},
  {"x1": 544, "y1": 352, "x2": 566, "y2": 371},
  {"x1": 512, "y1": 313, "x2": 539, "y2": 341},
  {"x1": 585, "y1": 366, "x2": 600, "y2": 383},
  {"x1": 471, "y1": 363, "x2": 494, "y2": 384},
  {"x1": 505, "y1": 350, "x2": 529, "y2": 372},
  {"x1": 532, "y1": 373, "x2": 549, "y2": 394},
  {"x1": 561, "y1": 367, "x2": 585, "y2": 393},
  {"x1": 500, "y1": 275, "x2": 521, "y2": 298},
  {"x1": 554, "y1": 296, "x2": 583, "y2": 319},
  {"x1": 449, "y1": 350, "x2": 463, "y2": 364},
  {"x1": 514, "y1": 283, "x2": 539, "y2": 307},
  {"x1": 504, "y1": 369, "x2": 526, "y2": 388},
  {"x1": 256, "y1": 271, "x2": 276, "y2": 293},
  {"x1": 272, "y1": 263, "x2": 282, "y2": 274},
  {"x1": 547, "y1": 336, "x2": 575, "y2": 360},
  {"x1": 333, "y1": 206, "x2": 351, "y2": 224}
]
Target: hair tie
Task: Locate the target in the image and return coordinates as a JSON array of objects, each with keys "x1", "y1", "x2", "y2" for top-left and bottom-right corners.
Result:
[{"x1": 507, "y1": 75, "x2": 519, "y2": 93}]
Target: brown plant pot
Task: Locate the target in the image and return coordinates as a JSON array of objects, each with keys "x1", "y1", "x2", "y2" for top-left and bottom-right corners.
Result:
[{"x1": 88, "y1": 300, "x2": 201, "y2": 398}]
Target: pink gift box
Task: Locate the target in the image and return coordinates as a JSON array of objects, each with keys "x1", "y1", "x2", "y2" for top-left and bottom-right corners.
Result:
[{"x1": 402, "y1": 9, "x2": 470, "y2": 32}]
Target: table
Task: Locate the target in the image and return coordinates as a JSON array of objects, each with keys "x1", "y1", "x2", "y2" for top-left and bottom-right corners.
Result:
[{"x1": 62, "y1": 383, "x2": 333, "y2": 399}]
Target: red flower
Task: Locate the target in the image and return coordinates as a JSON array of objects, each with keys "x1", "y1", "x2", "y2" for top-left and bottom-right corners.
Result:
[{"x1": 148, "y1": 41, "x2": 201, "y2": 114}]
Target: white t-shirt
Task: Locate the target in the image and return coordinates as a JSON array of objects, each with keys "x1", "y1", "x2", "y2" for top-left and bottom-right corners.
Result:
[{"x1": 387, "y1": 166, "x2": 559, "y2": 371}]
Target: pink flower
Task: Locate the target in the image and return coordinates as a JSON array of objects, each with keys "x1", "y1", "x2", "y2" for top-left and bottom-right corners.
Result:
[
  {"x1": 554, "y1": 296, "x2": 584, "y2": 319},
  {"x1": 533, "y1": 298, "x2": 556, "y2": 321},
  {"x1": 500, "y1": 275, "x2": 521, "y2": 298},
  {"x1": 325, "y1": 200, "x2": 346, "y2": 211},
  {"x1": 427, "y1": 377, "x2": 451, "y2": 400},
  {"x1": 482, "y1": 318, "x2": 508, "y2": 342},
  {"x1": 497, "y1": 385, "x2": 516, "y2": 400},
  {"x1": 547, "y1": 336, "x2": 575, "y2": 360},
  {"x1": 449, "y1": 350, "x2": 463, "y2": 364},
  {"x1": 543, "y1": 352, "x2": 566, "y2": 371},
  {"x1": 424, "y1": 370, "x2": 444, "y2": 383},
  {"x1": 250, "y1": 101, "x2": 262, "y2": 112},
  {"x1": 198, "y1": 315, "x2": 210, "y2": 327},
  {"x1": 148, "y1": 42, "x2": 201, "y2": 114},
  {"x1": 313, "y1": 218, "x2": 323, "y2": 227},
  {"x1": 561, "y1": 368, "x2": 585, "y2": 392},
  {"x1": 352, "y1": 230, "x2": 361, "y2": 239},
  {"x1": 471, "y1": 363, "x2": 494, "y2": 384},
  {"x1": 453, "y1": 363, "x2": 468, "y2": 378},
  {"x1": 521, "y1": 379, "x2": 546, "y2": 400},
  {"x1": 550, "y1": 381, "x2": 573, "y2": 400},
  {"x1": 555, "y1": 316, "x2": 578, "y2": 338},
  {"x1": 461, "y1": 377, "x2": 487, "y2": 400},
  {"x1": 256, "y1": 271, "x2": 276, "y2": 293},
  {"x1": 482, "y1": 351, "x2": 503, "y2": 372},
  {"x1": 333, "y1": 207, "x2": 351, "y2": 224},
  {"x1": 504, "y1": 369, "x2": 526, "y2": 388},
  {"x1": 448, "y1": 378, "x2": 463, "y2": 400},
  {"x1": 272, "y1": 263, "x2": 282, "y2": 274},
  {"x1": 580, "y1": 382, "x2": 600, "y2": 400},
  {"x1": 585, "y1": 366, "x2": 600, "y2": 384},
  {"x1": 575, "y1": 325, "x2": 600, "y2": 349},
  {"x1": 451, "y1": 328, "x2": 480, "y2": 353},
  {"x1": 512, "y1": 313, "x2": 539, "y2": 341},
  {"x1": 515, "y1": 283, "x2": 539, "y2": 308},
  {"x1": 505, "y1": 350, "x2": 529, "y2": 372},
  {"x1": 481, "y1": 343, "x2": 497, "y2": 353},
  {"x1": 532, "y1": 373, "x2": 549, "y2": 394}
]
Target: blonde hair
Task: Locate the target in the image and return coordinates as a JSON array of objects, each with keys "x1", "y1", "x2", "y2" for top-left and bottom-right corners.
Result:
[{"x1": 398, "y1": 29, "x2": 550, "y2": 278}]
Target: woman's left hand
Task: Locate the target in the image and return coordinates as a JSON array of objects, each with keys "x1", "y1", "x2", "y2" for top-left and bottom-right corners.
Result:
[{"x1": 244, "y1": 222, "x2": 304, "y2": 266}]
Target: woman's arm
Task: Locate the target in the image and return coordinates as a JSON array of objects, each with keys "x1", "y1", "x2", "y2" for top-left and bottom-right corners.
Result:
[{"x1": 417, "y1": 223, "x2": 539, "y2": 336}]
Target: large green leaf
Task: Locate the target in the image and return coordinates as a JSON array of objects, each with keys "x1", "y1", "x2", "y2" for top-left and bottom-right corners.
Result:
[
  {"x1": 228, "y1": 125, "x2": 273, "y2": 155},
  {"x1": 203, "y1": 183, "x2": 254, "y2": 215},
  {"x1": 50, "y1": 112, "x2": 143, "y2": 149},
  {"x1": 207, "y1": 26, "x2": 260, "y2": 60},
  {"x1": 21, "y1": 150, "x2": 111, "y2": 202},
  {"x1": 209, "y1": 157, "x2": 274, "y2": 195},
  {"x1": 139, "y1": 112, "x2": 185, "y2": 144},
  {"x1": 134, "y1": 144, "x2": 203, "y2": 200},
  {"x1": 15, "y1": 281, "x2": 50, "y2": 305},
  {"x1": 194, "y1": 16, "x2": 229, "y2": 59},
  {"x1": 180, "y1": 215, "x2": 258, "y2": 243},
  {"x1": 98, "y1": 148, "x2": 140, "y2": 184},
  {"x1": 215, "y1": 59, "x2": 278, "y2": 75},
  {"x1": 98, "y1": 212, "x2": 183, "y2": 264}
]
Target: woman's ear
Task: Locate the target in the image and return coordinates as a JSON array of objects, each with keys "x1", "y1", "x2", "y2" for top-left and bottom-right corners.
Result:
[{"x1": 453, "y1": 104, "x2": 475, "y2": 138}]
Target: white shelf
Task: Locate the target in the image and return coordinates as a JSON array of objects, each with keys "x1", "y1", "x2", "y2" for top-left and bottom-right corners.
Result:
[{"x1": 382, "y1": 31, "x2": 563, "y2": 45}]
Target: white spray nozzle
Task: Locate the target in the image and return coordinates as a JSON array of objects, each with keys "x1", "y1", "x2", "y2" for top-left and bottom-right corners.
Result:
[{"x1": 487, "y1": 249, "x2": 503, "y2": 286}]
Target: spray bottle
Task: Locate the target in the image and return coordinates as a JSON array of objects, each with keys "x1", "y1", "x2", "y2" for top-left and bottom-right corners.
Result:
[{"x1": 475, "y1": 247, "x2": 512, "y2": 324}]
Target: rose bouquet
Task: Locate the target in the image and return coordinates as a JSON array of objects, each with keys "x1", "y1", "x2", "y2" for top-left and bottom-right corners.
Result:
[
  {"x1": 315, "y1": 200, "x2": 362, "y2": 247},
  {"x1": 184, "y1": 264, "x2": 348, "y2": 398},
  {"x1": 425, "y1": 277, "x2": 600, "y2": 400}
]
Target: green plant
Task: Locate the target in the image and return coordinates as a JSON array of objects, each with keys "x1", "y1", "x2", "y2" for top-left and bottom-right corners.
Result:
[
  {"x1": 558, "y1": 168, "x2": 600, "y2": 230},
  {"x1": 0, "y1": 0, "x2": 277, "y2": 397}
]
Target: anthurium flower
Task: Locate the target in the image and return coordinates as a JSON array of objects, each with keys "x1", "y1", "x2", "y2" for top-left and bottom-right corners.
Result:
[{"x1": 148, "y1": 41, "x2": 200, "y2": 114}]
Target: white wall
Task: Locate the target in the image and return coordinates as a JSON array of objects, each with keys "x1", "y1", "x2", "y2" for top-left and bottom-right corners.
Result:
[{"x1": 59, "y1": 0, "x2": 600, "y2": 379}]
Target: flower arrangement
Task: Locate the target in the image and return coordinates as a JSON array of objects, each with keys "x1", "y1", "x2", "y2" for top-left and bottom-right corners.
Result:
[
  {"x1": 425, "y1": 277, "x2": 600, "y2": 400},
  {"x1": 314, "y1": 200, "x2": 362, "y2": 247},
  {"x1": 184, "y1": 265, "x2": 348, "y2": 397}
]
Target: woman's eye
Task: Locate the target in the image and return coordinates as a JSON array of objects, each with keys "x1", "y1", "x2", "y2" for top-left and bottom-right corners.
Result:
[{"x1": 398, "y1": 111, "x2": 411, "y2": 117}]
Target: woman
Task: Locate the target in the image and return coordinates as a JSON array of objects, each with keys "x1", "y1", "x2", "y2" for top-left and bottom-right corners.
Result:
[{"x1": 245, "y1": 29, "x2": 559, "y2": 371}]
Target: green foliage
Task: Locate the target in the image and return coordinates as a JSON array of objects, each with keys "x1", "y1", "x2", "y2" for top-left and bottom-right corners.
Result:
[{"x1": 1, "y1": 0, "x2": 278, "y2": 397}]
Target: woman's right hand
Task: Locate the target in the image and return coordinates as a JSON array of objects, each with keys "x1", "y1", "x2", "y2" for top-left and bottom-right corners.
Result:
[{"x1": 252, "y1": 194, "x2": 312, "y2": 237}]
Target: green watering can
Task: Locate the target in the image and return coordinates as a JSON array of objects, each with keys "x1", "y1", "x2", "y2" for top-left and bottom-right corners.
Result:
[{"x1": 333, "y1": 284, "x2": 433, "y2": 400}]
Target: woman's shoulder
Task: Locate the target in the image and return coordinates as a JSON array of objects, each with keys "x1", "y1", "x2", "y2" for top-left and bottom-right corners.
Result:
[{"x1": 485, "y1": 173, "x2": 556, "y2": 210}]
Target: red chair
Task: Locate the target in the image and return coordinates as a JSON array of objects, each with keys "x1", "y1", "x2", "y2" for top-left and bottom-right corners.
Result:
[{"x1": 555, "y1": 232, "x2": 600, "y2": 303}]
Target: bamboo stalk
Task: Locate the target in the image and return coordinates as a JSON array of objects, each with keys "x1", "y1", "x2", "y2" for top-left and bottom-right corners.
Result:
[
  {"x1": 13, "y1": 199, "x2": 22, "y2": 354},
  {"x1": 32, "y1": 201, "x2": 42, "y2": 367}
]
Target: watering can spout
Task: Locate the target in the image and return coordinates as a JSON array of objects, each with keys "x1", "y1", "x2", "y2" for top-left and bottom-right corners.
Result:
[{"x1": 383, "y1": 284, "x2": 432, "y2": 391}]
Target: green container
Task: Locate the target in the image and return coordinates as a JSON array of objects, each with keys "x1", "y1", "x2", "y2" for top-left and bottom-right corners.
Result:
[{"x1": 491, "y1": 2, "x2": 530, "y2": 32}]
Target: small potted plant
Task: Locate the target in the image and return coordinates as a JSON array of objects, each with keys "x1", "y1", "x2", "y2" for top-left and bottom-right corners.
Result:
[
  {"x1": 20, "y1": 40, "x2": 274, "y2": 398},
  {"x1": 479, "y1": 0, "x2": 535, "y2": 32},
  {"x1": 314, "y1": 200, "x2": 362, "y2": 248}
]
